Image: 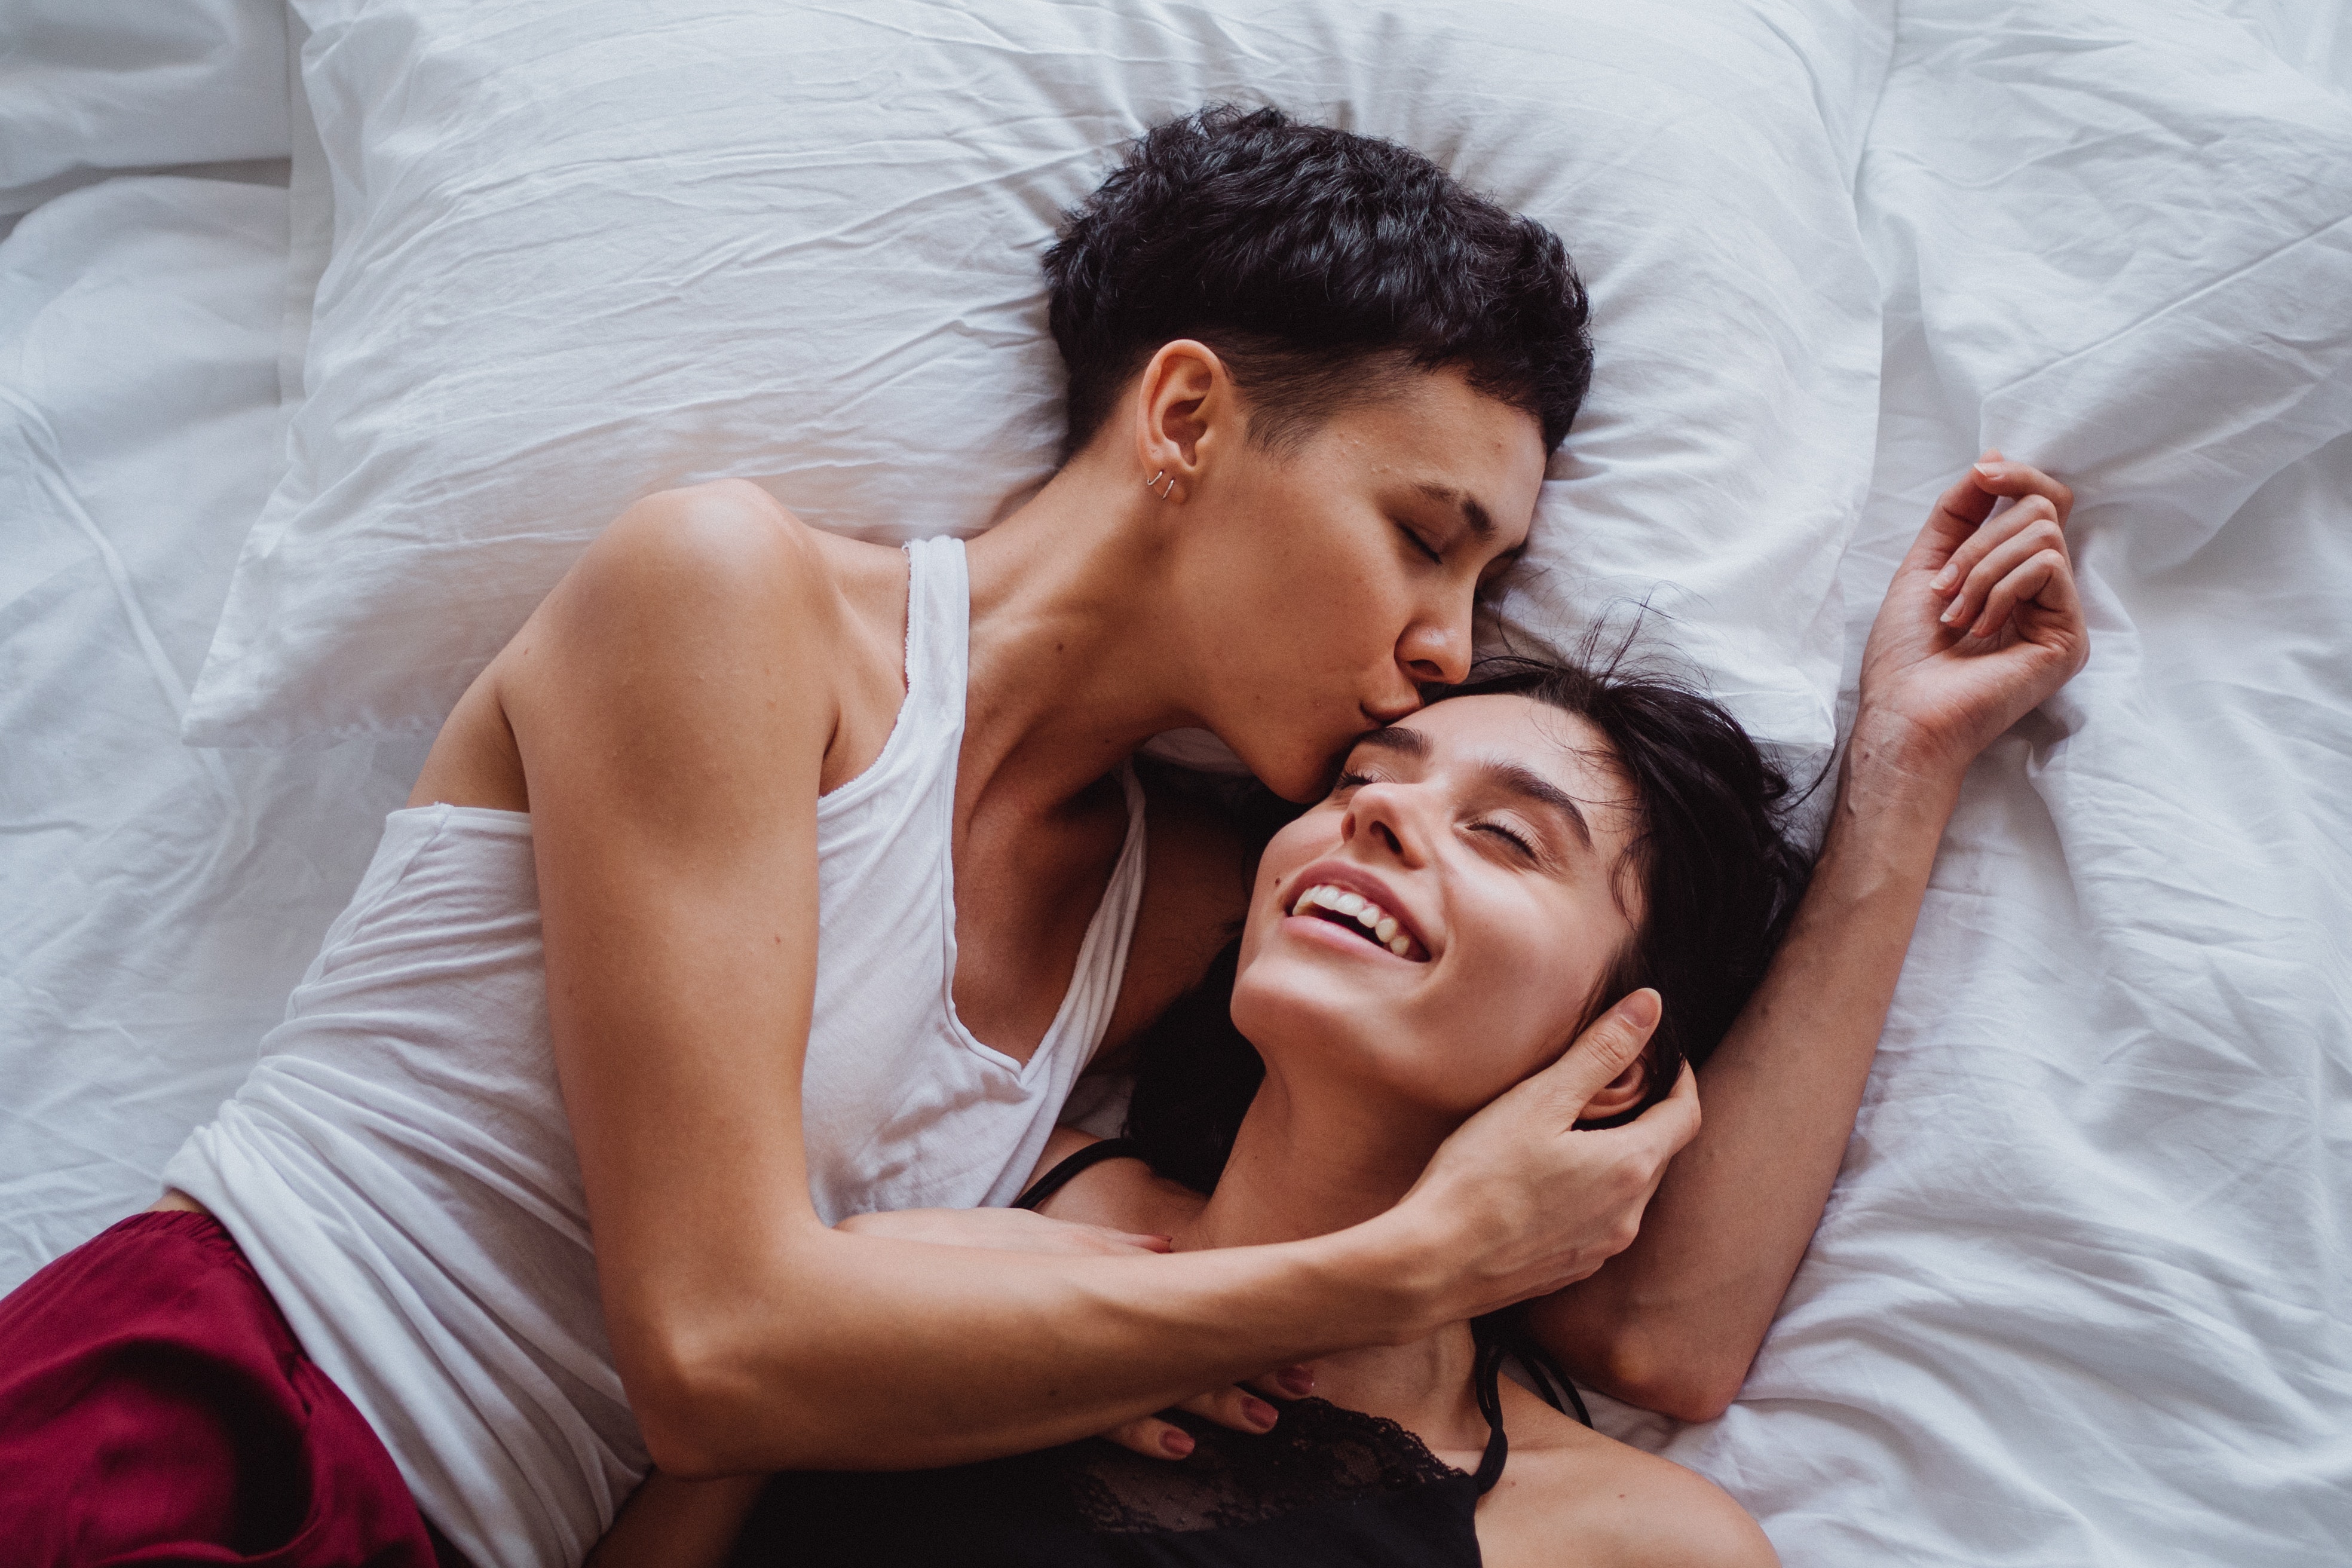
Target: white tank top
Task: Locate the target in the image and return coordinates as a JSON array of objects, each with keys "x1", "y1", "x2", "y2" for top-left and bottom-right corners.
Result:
[{"x1": 162, "y1": 538, "x2": 1147, "y2": 1568}]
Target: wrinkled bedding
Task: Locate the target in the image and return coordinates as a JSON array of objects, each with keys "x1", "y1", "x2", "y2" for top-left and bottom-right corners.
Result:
[{"x1": 2, "y1": 2, "x2": 2348, "y2": 1564}]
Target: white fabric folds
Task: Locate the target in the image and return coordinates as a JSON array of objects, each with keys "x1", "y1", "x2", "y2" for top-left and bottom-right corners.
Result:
[{"x1": 181, "y1": 0, "x2": 1890, "y2": 757}]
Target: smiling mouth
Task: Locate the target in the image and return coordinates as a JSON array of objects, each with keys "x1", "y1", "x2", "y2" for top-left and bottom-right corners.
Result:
[{"x1": 1290, "y1": 883, "x2": 1427, "y2": 960}]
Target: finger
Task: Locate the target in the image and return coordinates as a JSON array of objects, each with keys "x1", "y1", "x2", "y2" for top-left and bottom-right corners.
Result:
[
  {"x1": 1522, "y1": 989, "x2": 1662, "y2": 1122},
  {"x1": 1245, "y1": 1365, "x2": 1318, "y2": 1402},
  {"x1": 1967, "y1": 549, "x2": 2072, "y2": 645},
  {"x1": 1915, "y1": 456, "x2": 2072, "y2": 569},
  {"x1": 1171, "y1": 1385, "x2": 1282, "y2": 1435},
  {"x1": 1916, "y1": 467, "x2": 2001, "y2": 557},
  {"x1": 1098, "y1": 1229, "x2": 1174, "y2": 1254},
  {"x1": 1942, "y1": 509, "x2": 2067, "y2": 632},
  {"x1": 1609, "y1": 1059, "x2": 1702, "y2": 1172},
  {"x1": 1006, "y1": 1219, "x2": 1172, "y2": 1258},
  {"x1": 1102, "y1": 1415, "x2": 1198, "y2": 1462},
  {"x1": 1965, "y1": 456, "x2": 2074, "y2": 526},
  {"x1": 1930, "y1": 494, "x2": 2060, "y2": 600}
]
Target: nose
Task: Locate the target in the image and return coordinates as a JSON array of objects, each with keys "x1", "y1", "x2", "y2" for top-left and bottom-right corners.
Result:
[
  {"x1": 1341, "y1": 780, "x2": 1428, "y2": 868},
  {"x1": 1396, "y1": 593, "x2": 1473, "y2": 688}
]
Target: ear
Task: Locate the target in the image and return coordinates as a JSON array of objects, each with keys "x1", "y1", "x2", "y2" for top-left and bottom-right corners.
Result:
[
  {"x1": 1131, "y1": 339, "x2": 1230, "y2": 501},
  {"x1": 1573, "y1": 1038, "x2": 1655, "y2": 1126}
]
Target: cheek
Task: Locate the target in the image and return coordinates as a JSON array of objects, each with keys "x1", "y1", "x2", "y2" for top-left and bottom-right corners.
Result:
[
  {"x1": 1429, "y1": 923, "x2": 1611, "y2": 1068},
  {"x1": 1239, "y1": 819, "x2": 1339, "y2": 952}
]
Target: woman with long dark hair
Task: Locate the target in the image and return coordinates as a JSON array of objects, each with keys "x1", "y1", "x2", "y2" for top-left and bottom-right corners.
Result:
[
  {"x1": 598, "y1": 653, "x2": 1809, "y2": 1565},
  {"x1": 0, "y1": 105, "x2": 2083, "y2": 1568}
]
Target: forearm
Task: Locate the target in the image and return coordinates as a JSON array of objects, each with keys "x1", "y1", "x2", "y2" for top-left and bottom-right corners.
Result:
[
  {"x1": 1530, "y1": 724, "x2": 1961, "y2": 1418},
  {"x1": 586, "y1": 1473, "x2": 764, "y2": 1568},
  {"x1": 636, "y1": 1203, "x2": 1450, "y2": 1476}
]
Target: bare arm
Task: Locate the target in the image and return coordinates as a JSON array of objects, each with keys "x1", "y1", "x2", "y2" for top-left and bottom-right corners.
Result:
[
  {"x1": 506, "y1": 485, "x2": 1699, "y2": 1478},
  {"x1": 1530, "y1": 457, "x2": 2089, "y2": 1419}
]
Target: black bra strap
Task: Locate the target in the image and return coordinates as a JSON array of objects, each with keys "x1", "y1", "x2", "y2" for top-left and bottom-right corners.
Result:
[
  {"x1": 1014, "y1": 1137, "x2": 1146, "y2": 1211},
  {"x1": 1477, "y1": 1312, "x2": 1593, "y2": 1429},
  {"x1": 1469, "y1": 1330, "x2": 1511, "y2": 1494}
]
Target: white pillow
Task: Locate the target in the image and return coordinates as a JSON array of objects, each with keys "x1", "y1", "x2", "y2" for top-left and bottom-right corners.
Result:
[
  {"x1": 0, "y1": 0, "x2": 291, "y2": 222},
  {"x1": 185, "y1": 0, "x2": 1889, "y2": 754}
]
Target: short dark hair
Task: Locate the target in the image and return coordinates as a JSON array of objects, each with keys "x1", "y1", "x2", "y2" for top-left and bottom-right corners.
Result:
[
  {"x1": 1124, "y1": 653, "x2": 1811, "y2": 1192},
  {"x1": 1043, "y1": 105, "x2": 1594, "y2": 460}
]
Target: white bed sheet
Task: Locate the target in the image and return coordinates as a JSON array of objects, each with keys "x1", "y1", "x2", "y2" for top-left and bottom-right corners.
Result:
[
  {"x1": 1593, "y1": 5, "x2": 2352, "y2": 1563},
  {"x1": 0, "y1": 0, "x2": 292, "y2": 229},
  {"x1": 1, "y1": 5, "x2": 2348, "y2": 1566},
  {"x1": 0, "y1": 175, "x2": 422, "y2": 1273}
]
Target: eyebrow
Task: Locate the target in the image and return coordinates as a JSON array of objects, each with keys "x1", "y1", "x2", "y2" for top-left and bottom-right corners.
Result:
[
  {"x1": 1481, "y1": 760, "x2": 1594, "y2": 850},
  {"x1": 1413, "y1": 482, "x2": 1496, "y2": 542},
  {"x1": 1349, "y1": 729, "x2": 1594, "y2": 850},
  {"x1": 1353, "y1": 725, "x2": 1431, "y2": 758}
]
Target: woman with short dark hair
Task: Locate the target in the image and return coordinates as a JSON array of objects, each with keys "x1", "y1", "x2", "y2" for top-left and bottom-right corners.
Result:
[{"x1": 0, "y1": 106, "x2": 2084, "y2": 1568}]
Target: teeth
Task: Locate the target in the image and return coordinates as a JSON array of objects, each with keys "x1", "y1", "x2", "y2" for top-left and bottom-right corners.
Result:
[{"x1": 1290, "y1": 884, "x2": 1416, "y2": 957}]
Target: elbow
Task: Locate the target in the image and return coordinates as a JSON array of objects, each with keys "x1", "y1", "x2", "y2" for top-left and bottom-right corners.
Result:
[
  {"x1": 626, "y1": 1321, "x2": 744, "y2": 1480},
  {"x1": 1590, "y1": 1338, "x2": 1749, "y2": 1423},
  {"x1": 1536, "y1": 1306, "x2": 1751, "y2": 1423},
  {"x1": 1629, "y1": 1369, "x2": 1744, "y2": 1426},
  {"x1": 624, "y1": 1301, "x2": 826, "y2": 1480}
]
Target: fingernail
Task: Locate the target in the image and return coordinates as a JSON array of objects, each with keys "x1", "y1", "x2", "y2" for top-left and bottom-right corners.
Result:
[
  {"x1": 1276, "y1": 1366, "x2": 1316, "y2": 1397},
  {"x1": 1242, "y1": 1398, "x2": 1278, "y2": 1431},
  {"x1": 1940, "y1": 604, "x2": 1961, "y2": 624},
  {"x1": 1614, "y1": 988, "x2": 1661, "y2": 1031},
  {"x1": 1930, "y1": 566, "x2": 1956, "y2": 590},
  {"x1": 1973, "y1": 461, "x2": 2001, "y2": 477},
  {"x1": 1162, "y1": 1428, "x2": 1195, "y2": 1457}
]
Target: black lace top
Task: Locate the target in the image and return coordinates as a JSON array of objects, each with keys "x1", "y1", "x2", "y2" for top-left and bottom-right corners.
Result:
[{"x1": 727, "y1": 1141, "x2": 1587, "y2": 1567}]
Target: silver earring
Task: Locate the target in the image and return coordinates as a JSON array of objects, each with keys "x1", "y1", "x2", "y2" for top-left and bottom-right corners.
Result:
[{"x1": 1144, "y1": 469, "x2": 1177, "y2": 500}]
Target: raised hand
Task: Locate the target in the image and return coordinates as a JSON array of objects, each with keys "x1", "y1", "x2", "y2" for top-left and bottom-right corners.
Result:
[{"x1": 1856, "y1": 453, "x2": 2090, "y2": 781}]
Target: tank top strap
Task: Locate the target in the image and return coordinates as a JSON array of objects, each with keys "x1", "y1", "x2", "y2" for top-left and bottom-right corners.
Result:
[{"x1": 899, "y1": 535, "x2": 971, "y2": 737}]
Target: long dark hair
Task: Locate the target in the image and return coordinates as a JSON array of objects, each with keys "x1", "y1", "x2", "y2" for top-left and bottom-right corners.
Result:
[{"x1": 1125, "y1": 652, "x2": 1812, "y2": 1188}]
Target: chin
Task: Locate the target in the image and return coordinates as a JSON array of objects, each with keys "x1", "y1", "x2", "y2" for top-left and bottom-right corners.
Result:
[
  {"x1": 1234, "y1": 955, "x2": 1414, "y2": 1059},
  {"x1": 1233, "y1": 727, "x2": 1352, "y2": 805}
]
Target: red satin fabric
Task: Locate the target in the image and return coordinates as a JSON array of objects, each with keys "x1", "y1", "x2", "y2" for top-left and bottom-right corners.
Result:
[{"x1": 0, "y1": 1209, "x2": 449, "y2": 1567}]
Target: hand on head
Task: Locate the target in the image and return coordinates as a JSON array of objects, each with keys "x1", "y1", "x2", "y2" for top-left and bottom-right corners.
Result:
[{"x1": 1395, "y1": 986, "x2": 1699, "y2": 1322}]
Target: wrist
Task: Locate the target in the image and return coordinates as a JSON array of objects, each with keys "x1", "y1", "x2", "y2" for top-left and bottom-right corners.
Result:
[
  {"x1": 1318, "y1": 1203, "x2": 1457, "y2": 1345},
  {"x1": 1838, "y1": 706, "x2": 1967, "y2": 823}
]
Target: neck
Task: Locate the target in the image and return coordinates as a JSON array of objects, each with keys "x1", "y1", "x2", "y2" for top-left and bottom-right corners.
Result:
[
  {"x1": 954, "y1": 451, "x2": 1208, "y2": 814},
  {"x1": 1175, "y1": 1064, "x2": 1488, "y2": 1446}
]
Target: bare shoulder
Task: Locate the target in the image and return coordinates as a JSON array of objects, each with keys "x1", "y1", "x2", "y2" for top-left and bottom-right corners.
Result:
[
  {"x1": 558, "y1": 479, "x2": 883, "y2": 626},
  {"x1": 462, "y1": 480, "x2": 909, "y2": 808},
  {"x1": 1477, "y1": 1385, "x2": 1778, "y2": 1568}
]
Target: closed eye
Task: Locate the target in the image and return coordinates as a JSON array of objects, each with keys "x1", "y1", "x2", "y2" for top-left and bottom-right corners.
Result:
[
  {"x1": 1395, "y1": 520, "x2": 1443, "y2": 565},
  {"x1": 1472, "y1": 820, "x2": 1537, "y2": 859}
]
